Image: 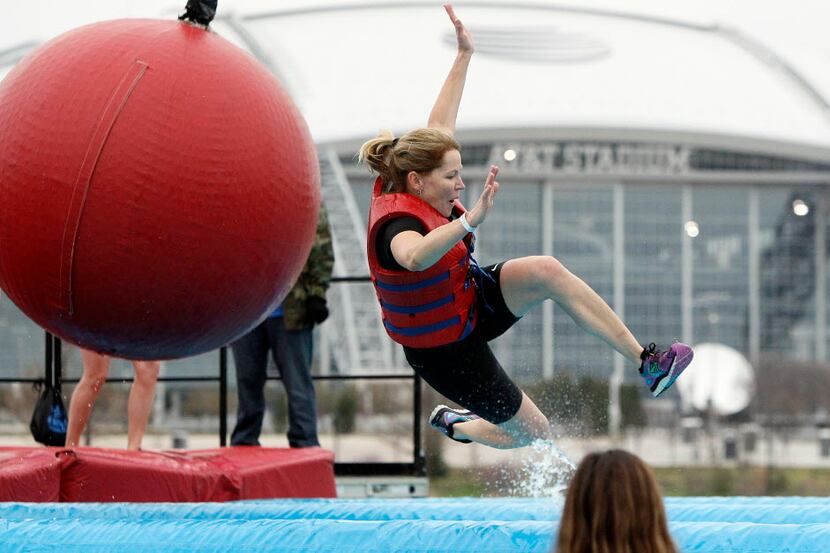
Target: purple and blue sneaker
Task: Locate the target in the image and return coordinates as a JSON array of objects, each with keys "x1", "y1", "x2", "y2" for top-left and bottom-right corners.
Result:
[
  {"x1": 429, "y1": 405, "x2": 480, "y2": 443},
  {"x1": 639, "y1": 342, "x2": 694, "y2": 398}
]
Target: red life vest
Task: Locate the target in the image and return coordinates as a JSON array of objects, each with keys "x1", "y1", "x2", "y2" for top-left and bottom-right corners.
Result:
[{"x1": 367, "y1": 176, "x2": 478, "y2": 348}]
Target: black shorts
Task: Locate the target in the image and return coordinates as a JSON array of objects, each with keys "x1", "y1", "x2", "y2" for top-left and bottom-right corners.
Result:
[{"x1": 403, "y1": 262, "x2": 524, "y2": 424}]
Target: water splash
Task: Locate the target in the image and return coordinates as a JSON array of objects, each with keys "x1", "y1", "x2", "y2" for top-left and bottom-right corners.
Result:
[
  {"x1": 493, "y1": 439, "x2": 576, "y2": 498},
  {"x1": 519, "y1": 439, "x2": 576, "y2": 497}
]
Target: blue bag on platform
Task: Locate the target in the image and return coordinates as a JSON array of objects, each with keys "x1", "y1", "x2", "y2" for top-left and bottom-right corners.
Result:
[{"x1": 30, "y1": 384, "x2": 67, "y2": 446}]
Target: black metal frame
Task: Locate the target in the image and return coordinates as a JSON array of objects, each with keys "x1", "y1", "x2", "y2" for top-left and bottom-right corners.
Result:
[{"x1": 1, "y1": 277, "x2": 426, "y2": 477}]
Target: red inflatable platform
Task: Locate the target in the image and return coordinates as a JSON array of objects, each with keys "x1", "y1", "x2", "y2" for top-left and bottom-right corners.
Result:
[
  {"x1": 0, "y1": 447, "x2": 62, "y2": 502},
  {"x1": 0, "y1": 446, "x2": 335, "y2": 502}
]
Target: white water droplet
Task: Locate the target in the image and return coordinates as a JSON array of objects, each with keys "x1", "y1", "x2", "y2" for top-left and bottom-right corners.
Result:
[{"x1": 509, "y1": 439, "x2": 576, "y2": 498}]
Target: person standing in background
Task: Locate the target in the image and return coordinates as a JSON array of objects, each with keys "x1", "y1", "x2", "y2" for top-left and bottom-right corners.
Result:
[{"x1": 231, "y1": 206, "x2": 334, "y2": 447}]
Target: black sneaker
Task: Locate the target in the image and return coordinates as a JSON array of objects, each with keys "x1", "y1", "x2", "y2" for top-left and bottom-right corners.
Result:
[{"x1": 429, "y1": 405, "x2": 480, "y2": 444}]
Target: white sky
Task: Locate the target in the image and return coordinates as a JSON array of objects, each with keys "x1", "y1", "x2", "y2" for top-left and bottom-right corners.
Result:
[
  {"x1": 2, "y1": 0, "x2": 830, "y2": 57},
  {"x1": 2, "y1": 1, "x2": 166, "y2": 49}
]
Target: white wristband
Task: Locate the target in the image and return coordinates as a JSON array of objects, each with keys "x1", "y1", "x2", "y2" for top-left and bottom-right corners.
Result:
[{"x1": 459, "y1": 212, "x2": 477, "y2": 233}]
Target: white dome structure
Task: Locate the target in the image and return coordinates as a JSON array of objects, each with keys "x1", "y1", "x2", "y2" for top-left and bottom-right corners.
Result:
[{"x1": 677, "y1": 342, "x2": 755, "y2": 415}]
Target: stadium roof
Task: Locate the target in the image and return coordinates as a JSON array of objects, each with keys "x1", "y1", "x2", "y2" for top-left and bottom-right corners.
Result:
[{"x1": 221, "y1": 1, "x2": 830, "y2": 151}]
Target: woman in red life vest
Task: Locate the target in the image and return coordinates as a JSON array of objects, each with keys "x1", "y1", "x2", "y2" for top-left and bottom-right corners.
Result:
[{"x1": 359, "y1": 5, "x2": 693, "y2": 448}]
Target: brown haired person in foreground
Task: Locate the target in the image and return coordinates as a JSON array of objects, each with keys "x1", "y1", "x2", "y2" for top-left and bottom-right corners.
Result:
[
  {"x1": 359, "y1": 5, "x2": 692, "y2": 449},
  {"x1": 555, "y1": 450, "x2": 677, "y2": 553}
]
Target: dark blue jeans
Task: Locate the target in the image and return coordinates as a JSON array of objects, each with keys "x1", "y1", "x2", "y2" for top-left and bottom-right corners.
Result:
[{"x1": 230, "y1": 317, "x2": 319, "y2": 447}]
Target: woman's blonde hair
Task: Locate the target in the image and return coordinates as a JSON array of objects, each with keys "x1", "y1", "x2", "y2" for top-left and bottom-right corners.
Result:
[
  {"x1": 358, "y1": 128, "x2": 460, "y2": 193},
  {"x1": 556, "y1": 449, "x2": 677, "y2": 553}
]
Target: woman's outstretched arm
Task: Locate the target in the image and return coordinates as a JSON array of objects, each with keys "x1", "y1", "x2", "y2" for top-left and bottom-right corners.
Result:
[{"x1": 427, "y1": 4, "x2": 474, "y2": 136}]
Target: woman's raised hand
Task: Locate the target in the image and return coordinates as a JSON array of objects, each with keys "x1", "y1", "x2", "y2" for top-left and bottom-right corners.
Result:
[
  {"x1": 445, "y1": 4, "x2": 473, "y2": 55},
  {"x1": 465, "y1": 165, "x2": 500, "y2": 228}
]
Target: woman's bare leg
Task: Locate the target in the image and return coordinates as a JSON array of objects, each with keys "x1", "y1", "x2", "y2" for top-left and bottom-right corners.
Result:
[
  {"x1": 451, "y1": 393, "x2": 551, "y2": 449},
  {"x1": 498, "y1": 256, "x2": 643, "y2": 364},
  {"x1": 65, "y1": 350, "x2": 111, "y2": 448},
  {"x1": 126, "y1": 361, "x2": 160, "y2": 451}
]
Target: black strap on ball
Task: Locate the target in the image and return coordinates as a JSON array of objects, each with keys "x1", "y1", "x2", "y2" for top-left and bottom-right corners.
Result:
[{"x1": 178, "y1": 0, "x2": 218, "y2": 27}]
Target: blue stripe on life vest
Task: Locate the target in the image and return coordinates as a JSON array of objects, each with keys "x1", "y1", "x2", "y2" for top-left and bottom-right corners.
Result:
[
  {"x1": 381, "y1": 294, "x2": 454, "y2": 314},
  {"x1": 375, "y1": 271, "x2": 450, "y2": 292},
  {"x1": 384, "y1": 316, "x2": 461, "y2": 337},
  {"x1": 457, "y1": 311, "x2": 475, "y2": 341}
]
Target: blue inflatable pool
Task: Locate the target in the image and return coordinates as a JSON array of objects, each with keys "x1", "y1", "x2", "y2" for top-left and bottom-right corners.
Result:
[{"x1": 0, "y1": 497, "x2": 828, "y2": 552}]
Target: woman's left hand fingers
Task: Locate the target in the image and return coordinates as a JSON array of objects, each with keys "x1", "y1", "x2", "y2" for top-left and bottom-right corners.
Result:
[{"x1": 445, "y1": 4, "x2": 474, "y2": 52}]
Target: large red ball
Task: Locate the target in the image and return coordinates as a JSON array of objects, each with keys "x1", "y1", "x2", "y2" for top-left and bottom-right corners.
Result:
[{"x1": 0, "y1": 19, "x2": 320, "y2": 359}]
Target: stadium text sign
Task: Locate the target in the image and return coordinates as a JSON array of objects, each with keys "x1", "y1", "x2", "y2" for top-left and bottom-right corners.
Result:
[{"x1": 491, "y1": 142, "x2": 692, "y2": 175}]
